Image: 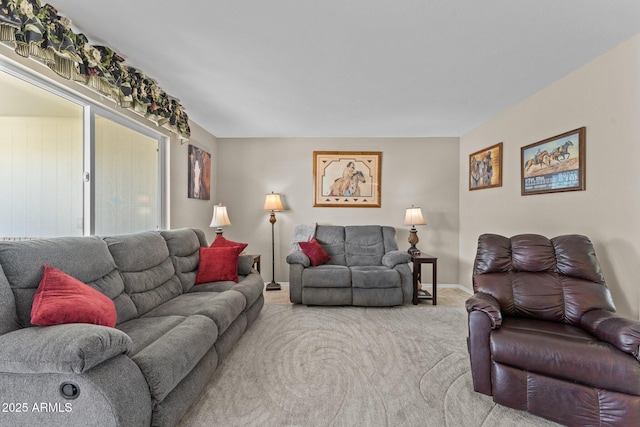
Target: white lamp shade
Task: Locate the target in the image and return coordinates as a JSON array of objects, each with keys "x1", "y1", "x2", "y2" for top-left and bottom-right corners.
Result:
[
  {"x1": 210, "y1": 204, "x2": 231, "y2": 227},
  {"x1": 263, "y1": 193, "x2": 284, "y2": 212},
  {"x1": 403, "y1": 206, "x2": 426, "y2": 226}
]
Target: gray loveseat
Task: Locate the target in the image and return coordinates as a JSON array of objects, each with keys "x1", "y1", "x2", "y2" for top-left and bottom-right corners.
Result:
[
  {"x1": 0, "y1": 228, "x2": 264, "y2": 427},
  {"x1": 286, "y1": 225, "x2": 412, "y2": 306}
]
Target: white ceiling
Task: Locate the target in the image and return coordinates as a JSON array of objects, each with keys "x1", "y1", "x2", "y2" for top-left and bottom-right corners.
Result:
[{"x1": 51, "y1": 0, "x2": 640, "y2": 138}]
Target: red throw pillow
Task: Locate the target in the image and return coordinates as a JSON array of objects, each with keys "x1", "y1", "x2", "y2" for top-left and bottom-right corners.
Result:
[
  {"x1": 299, "y1": 238, "x2": 331, "y2": 266},
  {"x1": 31, "y1": 265, "x2": 117, "y2": 328},
  {"x1": 209, "y1": 235, "x2": 248, "y2": 252},
  {"x1": 196, "y1": 246, "x2": 243, "y2": 284}
]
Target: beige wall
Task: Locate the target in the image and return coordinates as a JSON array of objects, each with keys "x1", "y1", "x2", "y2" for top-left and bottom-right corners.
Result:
[
  {"x1": 216, "y1": 138, "x2": 460, "y2": 285},
  {"x1": 459, "y1": 34, "x2": 640, "y2": 319},
  {"x1": 168, "y1": 122, "x2": 219, "y2": 242}
]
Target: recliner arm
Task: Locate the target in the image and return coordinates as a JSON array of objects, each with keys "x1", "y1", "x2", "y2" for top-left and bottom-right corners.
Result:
[
  {"x1": 382, "y1": 250, "x2": 411, "y2": 268},
  {"x1": 0, "y1": 323, "x2": 132, "y2": 374},
  {"x1": 581, "y1": 309, "x2": 640, "y2": 360},
  {"x1": 285, "y1": 250, "x2": 311, "y2": 268},
  {"x1": 465, "y1": 292, "x2": 502, "y2": 329}
]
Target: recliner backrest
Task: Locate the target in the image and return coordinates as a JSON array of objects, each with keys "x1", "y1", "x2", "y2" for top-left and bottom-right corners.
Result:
[
  {"x1": 345, "y1": 225, "x2": 386, "y2": 266},
  {"x1": 0, "y1": 236, "x2": 138, "y2": 327},
  {"x1": 473, "y1": 233, "x2": 615, "y2": 325},
  {"x1": 104, "y1": 231, "x2": 182, "y2": 317},
  {"x1": 160, "y1": 228, "x2": 207, "y2": 293}
]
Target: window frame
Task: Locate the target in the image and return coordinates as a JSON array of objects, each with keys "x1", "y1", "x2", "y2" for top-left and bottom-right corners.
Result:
[{"x1": 0, "y1": 59, "x2": 168, "y2": 237}]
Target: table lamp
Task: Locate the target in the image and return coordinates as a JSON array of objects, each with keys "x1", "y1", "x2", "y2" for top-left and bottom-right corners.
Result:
[
  {"x1": 210, "y1": 203, "x2": 231, "y2": 237},
  {"x1": 404, "y1": 205, "x2": 426, "y2": 254}
]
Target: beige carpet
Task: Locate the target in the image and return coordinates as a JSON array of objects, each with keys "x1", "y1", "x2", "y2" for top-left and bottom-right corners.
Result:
[{"x1": 178, "y1": 303, "x2": 558, "y2": 427}]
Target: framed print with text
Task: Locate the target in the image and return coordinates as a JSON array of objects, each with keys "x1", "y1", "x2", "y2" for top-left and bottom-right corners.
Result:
[{"x1": 521, "y1": 127, "x2": 586, "y2": 195}]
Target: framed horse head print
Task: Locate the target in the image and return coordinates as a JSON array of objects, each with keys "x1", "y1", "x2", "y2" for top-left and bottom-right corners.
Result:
[
  {"x1": 469, "y1": 143, "x2": 503, "y2": 191},
  {"x1": 313, "y1": 151, "x2": 382, "y2": 207}
]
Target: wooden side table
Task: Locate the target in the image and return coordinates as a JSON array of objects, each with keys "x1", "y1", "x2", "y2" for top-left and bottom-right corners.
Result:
[
  {"x1": 411, "y1": 253, "x2": 437, "y2": 305},
  {"x1": 249, "y1": 254, "x2": 261, "y2": 273}
]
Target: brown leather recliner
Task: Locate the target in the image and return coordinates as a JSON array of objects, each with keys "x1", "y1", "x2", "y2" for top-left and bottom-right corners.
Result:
[{"x1": 466, "y1": 233, "x2": 640, "y2": 426}]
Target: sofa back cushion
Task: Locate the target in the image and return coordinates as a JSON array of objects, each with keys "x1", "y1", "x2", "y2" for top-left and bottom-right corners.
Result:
[
  {"x1": 0, "y1": 237, "x2": 137, "y2": 327},
  {"x1": 473, "y1": 233, "x2": 615, "y2": 325},
  {"x1": 0, "y1": 263, "x2": 20, "y2": 334},
  {"x1": 104, "y1": 231, "x2": 182, "y2": 316},
  {"x1": 345, "y1": 225, "x2": 385, "y2": 266},
  {"x1": 315, "y1": 225, "x2": 347, "y2": 265},
  {"x1": 160, "y1": 228, "x2": 205, "y2": 293}
]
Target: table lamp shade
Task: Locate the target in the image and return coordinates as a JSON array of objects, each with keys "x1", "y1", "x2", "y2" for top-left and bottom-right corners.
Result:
[
  {"x1": 404, "y1": 206, "x2": 426, "y2": 226},
  {"x1": 263, "y1": 193, "x2": 284, "y2": 212},
  {"x1": 210, "y1": 204, "x2": 231, "y2": 227}
]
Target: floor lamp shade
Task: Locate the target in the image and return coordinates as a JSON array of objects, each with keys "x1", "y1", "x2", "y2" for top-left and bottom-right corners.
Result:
[
  {"x1": 263, "y1": 193, "x2": 284, "y2": 212},
  {"x1": 264, "y1": 192, "x2": 284, "y2": 291},
  {"x1": 210, "y1": 203, "x2": 231, "y2": 235}
]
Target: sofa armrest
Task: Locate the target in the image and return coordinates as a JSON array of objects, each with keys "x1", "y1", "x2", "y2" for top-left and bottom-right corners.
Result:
[
  {"x1": 581, "y1": 309, "x2": 640, "y2": 360},
  {"x1": 286, "y1": 250, "x2": 311, "y2": 268},
  {"x1": 382, "y1": 250, "x2": 411, "y2": 268},
  {"x1": 0, "y1": 324, "x2": 132, "y2": 374},
  {"x1": 465, "y1": 292, "x2": 502, "y2": 329}
]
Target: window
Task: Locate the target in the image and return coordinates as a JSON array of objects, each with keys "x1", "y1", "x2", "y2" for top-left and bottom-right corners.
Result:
[
  {"x1": 0, "y1": 70, "x2": 84, "y2": 237},
  {"x1": 94, "y1": 115, "x2": 160, "y2": 235},
  {"x1": 0, "y1": 64, "x2": 165, "y2": 238}
]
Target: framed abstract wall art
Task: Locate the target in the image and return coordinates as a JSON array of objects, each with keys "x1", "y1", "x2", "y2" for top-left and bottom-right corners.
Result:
[
  {"x1": 469, "y1": 142, "x2": 503, "y2": 191},
  {"x1": 521, "y1": 127, "x2": 586, "y2": 196},
  {"x1": 313, "y1": 151, "x2": 382, "y2": 207},
  {"x1": 187, "y1": 144, "x2": 211, "y2": 200}
]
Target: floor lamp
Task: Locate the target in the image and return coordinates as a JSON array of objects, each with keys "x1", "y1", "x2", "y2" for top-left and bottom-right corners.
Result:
[{"x1": 263, "y1": 192, "x2": 285, "y2": 291}]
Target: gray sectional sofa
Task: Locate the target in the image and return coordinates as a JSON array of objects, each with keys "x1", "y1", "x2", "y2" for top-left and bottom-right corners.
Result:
[
  {"x1": 0, "y1": 228, "x2": 264, "y2": 427},
  {"x1": 286, "y1": 225, "x2": 412, "y2": 306}
]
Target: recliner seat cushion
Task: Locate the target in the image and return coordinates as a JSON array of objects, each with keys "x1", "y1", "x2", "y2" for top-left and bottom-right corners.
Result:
[
  {"x1": 491, "y1": 317, "x2": 640, "y2": 396},
  {"x1": 141, "y1": 290, "x2": 246, "y2": 336},
  {"x1": 129, "y1": 314, "x2": 217, "y2": 402},
  {"x1": 302, "y1": 265, "x2": 351, "y2": 288},
  {"x1": 351, "y1": 266, "x2": 401, "y2": 289}
]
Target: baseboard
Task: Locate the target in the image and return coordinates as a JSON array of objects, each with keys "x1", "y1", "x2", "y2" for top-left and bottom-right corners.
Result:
[
  {"x1": 438, "y1": 283, "x2": 473, "y2": 294},
  {"x1": 267, "y1": 282, "x2": 473, "y2": 294}
]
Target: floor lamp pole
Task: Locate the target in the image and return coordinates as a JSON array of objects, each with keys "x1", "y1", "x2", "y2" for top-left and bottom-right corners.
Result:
[{"x1": 266, "y1": 211, "x2": 281, "y2": 291}]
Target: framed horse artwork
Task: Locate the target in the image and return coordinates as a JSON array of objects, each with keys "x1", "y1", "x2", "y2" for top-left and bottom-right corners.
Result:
[
  {"x1": 521, "y1": 127, "x2": 586, "y2": 196},
  {"x1": 187, "y1": 144, "x2": 211, "y2": 200},
  {"x1": 313, "y1": 151, "x2": 382, "y2": 207},
  {"x1": 469, "y1": 142, "x2": 503, "y2": 191}
]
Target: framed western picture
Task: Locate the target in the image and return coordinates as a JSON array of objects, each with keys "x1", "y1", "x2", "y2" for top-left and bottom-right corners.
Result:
[
  {"x1": 187, "y1": 144, "x2": 211, "y2": 200},
  {"x1": 521, "y1": 127, "x2": 586, "y2": 196},
  {"x1": 313, "y1": 151, "x2": 382, "y2": 207},
  {"x1": 469, "y1": 142, "x2": 503, "y2": 191}
]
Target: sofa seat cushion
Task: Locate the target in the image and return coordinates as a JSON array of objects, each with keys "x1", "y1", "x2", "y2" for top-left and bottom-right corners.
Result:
[
  {"x1": 117, "y1": 315, "x2": 218, "y2": 356},
  {"x1": 491, "y1": 317, "x2": 640, "y2": 396},
  {"x1": 188, "y1": 272, "x2": 264, "y2": 309},
  {"x1": 127, "y1": 314, "x2": 216, "y2": 402},
  {"x1": 302, "y1": 265, "x2": 351, "y2": 288},
  {"x1": 350, "y1": 266, "x2": 401, "y2": 289},
  {"x1": 141, "y1": 290, "x2": 246, "y2": 336}
]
